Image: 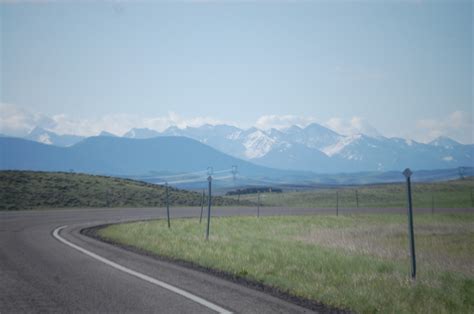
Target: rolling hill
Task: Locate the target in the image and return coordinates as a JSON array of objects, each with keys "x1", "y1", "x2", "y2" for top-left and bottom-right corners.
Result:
[{"x1": 0, "y1": 171, "x2": 250, "y2": 210}]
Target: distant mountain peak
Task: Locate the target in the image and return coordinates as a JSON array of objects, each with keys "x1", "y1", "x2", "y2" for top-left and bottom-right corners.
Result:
[
  {"x1": 26, "y1": 126, "x2": 84, "y2": 147},
  {"x1": 242, "y1": 129, "x2": 276, "y2": 159},
  {"x1": 28, "y1": 126, "x2": 49, "y2": 135},
  {"x1": 322, "y1": 135, "x2": 360, "y2": 157},
  {"x1": 429, "y1": 136, "x2": 460, "y2": 148},
  {"x1": 285, "y1": 125, "x2": 303, "y2": 131},
  {"x1": 199, "y1": 123, "x2": 214, "y2": 129},
  {"x1": 304, "y1": 122, "x2": 338, "y2": 134},
  {"x1": 123, "y1": 128, "x2": 160, "y2": 139},
  {"x1": 27, "y1": 127, "x2": 52, "y2": 145},
  {"x1": 98, "y1": 131, "x2": 117, "y2": 137},
  {"x1": 163, "y1": 125, "x2": 182, "y2": 134}
]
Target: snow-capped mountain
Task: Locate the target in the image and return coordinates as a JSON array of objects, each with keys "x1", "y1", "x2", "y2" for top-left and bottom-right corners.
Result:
[
  {"x1": 277, "y1": 123, "x2": 342, "y2": 150},
  {"x1": 98, "y1": 131, "x2": 118, "y2": 137},
  {"x1": 319, "y1": 135, "x2": 473, "y2": 172},
  {"x1": 158, "y1": 124, "x2": 472, "y2": 172},
  {"x1": 239, "y1": 128, "x2": 276, "y2": 159},
  {"x1": 156, "y1": 123, "x2": 344, "y2": 161},
  {"x1": 123, "y1": 128, "x2": 160, "y2": 139},
  {"x1": 429, "y1": 136, "x2": 462, "y2": 149},
  {"x1": 16, "y1": 124, "x2": 473, "y2": 173},
  {"x1": 252, "y1": 142, "x2": 333, "y2": 172},
  {"x1": 26, "y1": 127, "x2": 84, "y2": 147},
  {"x1": 161, "y1": 124, "x2": 247, "y2": 158}
]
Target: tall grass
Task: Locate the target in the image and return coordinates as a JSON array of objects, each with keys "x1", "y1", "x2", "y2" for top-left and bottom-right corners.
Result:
[
  {"x1": 99, "y1": 213, "x2": 474, "y2": 313},
  {"x1": 227, "y1": 178, "x2": 474, "y2": 209}
]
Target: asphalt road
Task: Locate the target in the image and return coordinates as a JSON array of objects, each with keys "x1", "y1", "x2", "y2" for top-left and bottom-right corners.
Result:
[
  {"x1": 1, "y1": 206, "x2": 470, "y2": 313},
  {"x1": 1, "y1": 206, "x2": 331, "y2": 313}
]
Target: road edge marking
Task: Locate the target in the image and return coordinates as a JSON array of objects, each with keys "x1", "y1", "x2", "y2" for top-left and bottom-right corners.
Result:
[{"x1": 53, "y1": 225, "x2": 232, "y2": 314}]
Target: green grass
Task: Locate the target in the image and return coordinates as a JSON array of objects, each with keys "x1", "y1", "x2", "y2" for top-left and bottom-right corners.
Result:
[
  {"x1": 0, "y1": 171, "x2": 250, "y2": 210},
  {"x1": 226, "y1": 178, "x2": 474, "y2": 209},
  {"x1": 99, "y1": 214, "x2": 474, "y2": 313}
]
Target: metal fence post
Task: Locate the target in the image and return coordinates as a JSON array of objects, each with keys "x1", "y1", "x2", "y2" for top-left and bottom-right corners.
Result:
[
  {"x1": 403, "y1": 168, "x2": 416, "y2": 279},
  {"x1": 257, "y1": 191, "x2": 260, "y2": 218},
  {"x1": 431, "y1": 194, "x2": 434, "y2": 215},
  {"x1": 471, "y1": 188, "x2": 473, "y2": 208},
  {"x1": 166, "y1": 182, "x2": 170, "y2": 228},
  {"x1": 200, "y1": 189, "x2": 205, "y2": 224}
]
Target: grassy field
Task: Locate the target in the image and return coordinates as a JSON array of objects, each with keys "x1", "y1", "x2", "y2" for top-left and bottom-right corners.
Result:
[
  {"x1": 0, "y1": 171, "x2": 249, "y2": 210},
  {"x1": 99, "y1": 213, "x2": 474, "y2": 313},
  {"x1": 227, "y1": 178, "x2": 474, "y2": 209}
]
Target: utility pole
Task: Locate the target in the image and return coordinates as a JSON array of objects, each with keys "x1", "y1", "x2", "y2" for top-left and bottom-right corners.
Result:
[
  {"x1": 166, "y1": 182, "x2": 170, "y2": 228},
  {"x1": 231, "y1": 165, "x2": 238, "y2": 184},
  {"x1": 403, "y1": 168, "x2": 416, "y2": 280},
  {"x1": 458, "y1": 167, "x2": 465, "y2": 180},
  {"x1": 336, "y1": 191, "x2": 339, "y2": 216},
  {"x1": 232, "y1": 165, "x2": 239, "y2": 205},
  {"x1": 206, "y1": 175, "x2": 212, "y2": 240}
]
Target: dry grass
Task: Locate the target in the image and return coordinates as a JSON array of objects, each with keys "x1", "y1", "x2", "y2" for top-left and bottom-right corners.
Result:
[
  {"x1": 295, "y1": 220, "x2": 474, "y2": 276},
  {"x1": 99, "y1": 213, "x2": 474, "y2": 313}
]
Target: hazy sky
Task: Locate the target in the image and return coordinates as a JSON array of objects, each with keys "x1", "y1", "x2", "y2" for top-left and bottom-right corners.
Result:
[{"x1": 1, "y1": 1, "x2": 472, "y2": 143}]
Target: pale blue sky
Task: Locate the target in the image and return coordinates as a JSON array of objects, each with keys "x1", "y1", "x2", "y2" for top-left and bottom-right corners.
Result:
[{"x1": 1, "y1": 1, "x2": 472, "y2": 142}]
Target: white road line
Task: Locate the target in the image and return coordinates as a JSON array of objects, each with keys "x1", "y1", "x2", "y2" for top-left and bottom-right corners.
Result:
[{"x1": 53, "y1": 225, "x2": 232, "y2": 314}]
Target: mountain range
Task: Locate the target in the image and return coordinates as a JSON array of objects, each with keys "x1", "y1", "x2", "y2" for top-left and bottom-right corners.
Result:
[
  {"x1": 0, "y1": 136, "x2": 310, "y2": 183},
  {"x1": 15, "y1": 124, "x2": 474, "y2": 173},
  {"x1": 2, "y1": 135, "x2": 472, "y2": 191}
]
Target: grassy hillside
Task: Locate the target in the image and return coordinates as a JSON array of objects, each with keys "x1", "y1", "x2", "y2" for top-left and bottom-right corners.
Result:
[
  {"x1": 0, "y1": 171, "x2": 249, "y2": 210},
  {"x1": 227, "y1": 178, "x2": 474, "y2": 209}
]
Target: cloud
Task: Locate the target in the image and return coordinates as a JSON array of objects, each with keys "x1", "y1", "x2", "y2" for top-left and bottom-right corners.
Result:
[
  {"x1": 0, "y1": 103, "x2": 56, "y2": 136},
  {"x1": 255, "y1": 115, "x2": 319, "y2": 130},
  {"x1": 3, "y1": 104, "x2": 471, "y2": 144},
  {"x1": 0, "y1": 103, "x2": 232, "y2": 137},
  {"x1": 413, "y1": 110, "x2": 473, "y2": 144},
  {"x1": 50, "y1": 113, "x2": 142, "y2": 137},
  {"x1": 50, "y1": 112, "x2": 230, "y2": 136},
  {"x1": 324, "y1": 116, "x2": 381, "y2": 138}
]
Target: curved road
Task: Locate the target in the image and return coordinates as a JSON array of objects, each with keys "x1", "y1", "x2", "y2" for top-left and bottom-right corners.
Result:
[
  {"x1": 1, "y1": 206, "x2": 324, "y2": 313},
  {"x1": 2, "y1": 206, "x2": 468, "y2": 313}
]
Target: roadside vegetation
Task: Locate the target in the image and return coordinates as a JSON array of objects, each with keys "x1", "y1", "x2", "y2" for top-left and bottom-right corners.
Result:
[
  {"x1": 0, "y1": 171, "x2": 249, "y2": 210},
  {"x1": 227, "y1": 178, "x2": 474, "y2": 209},
  {"x1": 99, "y1": 213, "x2": 474, "y2": 313}
]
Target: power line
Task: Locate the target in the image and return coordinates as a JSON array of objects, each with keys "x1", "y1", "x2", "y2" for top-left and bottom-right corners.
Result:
[
  {"x1": 145, "y1": 169, "x2": 209, "y2": 180},
  {"x1": 141, "y1": 168, "x2": 232, "y2": 181},
  {"x1": 164, "y1": 174, "x2": 234, "y2": 185},
  {"x1": 211, "y1": 175, "x2": 234, "y2": 181},
  {"x1": 213, "y1": 168, "x2": 233, "y2": 174}
]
